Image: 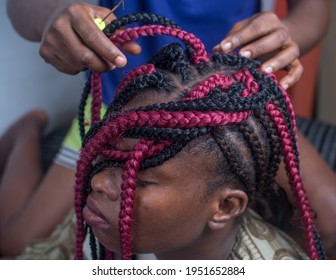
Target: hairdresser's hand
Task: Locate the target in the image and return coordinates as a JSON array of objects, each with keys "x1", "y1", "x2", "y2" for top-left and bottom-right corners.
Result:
[
  {"x1": 39, "y1": 2, "x2": 141, "y2": 75},
  {"x1": 213, "y1": 12, "x2": 303, "y2": 90}
]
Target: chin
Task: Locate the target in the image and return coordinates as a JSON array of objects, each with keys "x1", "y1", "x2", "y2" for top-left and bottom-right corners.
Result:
[{"x1": 92, "y1": 228, "x2": 120, "y2": 252}]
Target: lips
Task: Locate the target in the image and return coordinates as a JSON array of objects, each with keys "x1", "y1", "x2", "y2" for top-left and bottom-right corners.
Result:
[{"x1": 83, "y1": 196, "x2": 110, "y2": 229}]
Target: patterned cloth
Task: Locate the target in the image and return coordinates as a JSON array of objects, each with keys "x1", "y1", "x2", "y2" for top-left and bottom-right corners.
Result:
[
  {"x1": 17, "y1": 211, "x2": 76, "y2": 260},
  {"x1": 229, "y1": 209, "x2": 308, "y2": 260},
  {"x1": 16, "y1": 209, "x2": 308, "y2": 260}
]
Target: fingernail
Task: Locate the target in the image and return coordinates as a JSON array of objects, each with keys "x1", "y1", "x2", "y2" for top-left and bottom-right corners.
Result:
[
  {"x1": 221, "y1": 42, "x2": 232, "y2": 51},
  {"x1": 213, "y1": 44, "x2": 220, "y2": 51},
  {"x1": 264, "y1": 66, "x2": 273, "y2": 74},
  {"x1": 240, "y1": 51, "x2": 251, "y2": 58},
  {"x1": 115, "y1": 56, "x2": 126, "y2": 67},
  {"x1": 282, "y1": 83, "x2": 289, "y2": 90}
]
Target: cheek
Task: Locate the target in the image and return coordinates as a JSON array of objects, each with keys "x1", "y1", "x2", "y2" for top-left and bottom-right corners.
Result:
[{"x1": 131, "y1": 189, "x2": 209, "y2": 253}]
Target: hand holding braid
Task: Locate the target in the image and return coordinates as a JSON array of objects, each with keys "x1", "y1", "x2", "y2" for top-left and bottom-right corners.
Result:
[{"x1": 75, "y1": 12, "x2": 325, "y2": 260}]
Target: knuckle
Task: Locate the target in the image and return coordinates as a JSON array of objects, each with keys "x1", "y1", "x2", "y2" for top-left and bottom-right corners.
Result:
[
  {"x1": 254, "y1": 43, "x2": 266, "y2": 56},
  {"x1": 104, "y1": 45, "x2": 118, "y2": 59},
  {"x1": 83, "y1": 30, "x2": 101, "y2": 45},
  {"x1": 39, "y1": 44, "x2": 54, "y2": 63},
  {"x1": 274, "y1": 57, "x2": 285, "y2": 69},
  {"x1": 277, "y1": 28, "x2": 289, "y2": 44},
  {"x1": 79, "y1": 50, "x2": 95, "y2": 66},
  {"x1": 292, "y1": 44, "x2": 300, "y2": 58},
  {"x1": 248, "y1": 20, "x2": 262, "y2": 36},
  {"x1": 266, "y1": 12, "x2": 280, "y2": 22},
  {"x1": 259, "y1": 11, "x2": 280, "y2": 24},
  {"x1": 66, "y1": 2, "x2": 85, "y2": 15},
  {"x1": 38, "y1": 45, "x2": 48, "y2": 60},
  {"x1": 297, "y1": 63, "x2": 304, "y2": 76}
]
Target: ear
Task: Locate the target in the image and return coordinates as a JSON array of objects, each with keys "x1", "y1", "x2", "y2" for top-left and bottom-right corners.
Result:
[{"x1": 208, "y1": 188, "x2": 248, "y2": 231}]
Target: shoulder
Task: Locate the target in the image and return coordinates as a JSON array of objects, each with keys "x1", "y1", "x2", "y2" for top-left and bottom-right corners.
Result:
[{"x1": 229, "y1": 208, "x2": 309, "y2": 260}]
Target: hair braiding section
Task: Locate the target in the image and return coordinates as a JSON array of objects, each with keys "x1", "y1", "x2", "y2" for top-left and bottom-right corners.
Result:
[
  {"x1": 75, "y1": 13, "x2": 325, "y2": 260},
  {"x1": 78, "y1": 12, "x2": 199, "y2": 143}
]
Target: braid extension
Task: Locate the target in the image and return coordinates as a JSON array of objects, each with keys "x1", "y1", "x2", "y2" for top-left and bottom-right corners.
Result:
[
  {"x1": 89, "y1": 226, "x2": 98, "y2": 260},
  {"x1": 266, "y1": 102, "x2": 322, "y2": 259},
  {"x1": 255, "y1": 109, "x2": 282, "y2": 179},
  {"x1": 237, "y1": 120, "x2": 269, "y2": 194},
  {"x1": 75, "y1": 13, "x2": 325, "y2": 260},
  {"x1": 91, "y1": 72, "x2": 102, "y2": 124},
  {"x1": 250, "y1": 68, "x2": 299, "y2": 160},
  {"x1": 118, "y1": 139, "x2": 153, "y2": 260},
  {"x1": 78, "y1": 78, "x2": 92, "y2": 141},
  {"x1": 104, "y1": 12, "x2": 180, "y2": 37},
  {"x1": 110, "y1": 25, "x2": 209, "y2": 64},
  {"x1": 115, "y1": 64, "x2": 156, "y2": 96}
]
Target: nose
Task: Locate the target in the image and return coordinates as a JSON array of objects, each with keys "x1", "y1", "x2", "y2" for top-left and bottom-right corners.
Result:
[{"x1": 91, "y1": 168, "x2": 120, "y2": 201}]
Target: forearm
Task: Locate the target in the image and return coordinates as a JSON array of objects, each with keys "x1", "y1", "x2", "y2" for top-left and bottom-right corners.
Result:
[
  {"x1": 283, "y1": 0, "x2": 329, "y2": 55},
  {"x1": 7, "y1": 0, "x2": 66, "y2": 41}
]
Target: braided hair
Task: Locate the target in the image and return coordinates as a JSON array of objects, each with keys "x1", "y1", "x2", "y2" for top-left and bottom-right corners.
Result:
[{"x1": 74, "y1": 12, "x2": 325, "y2": 260}]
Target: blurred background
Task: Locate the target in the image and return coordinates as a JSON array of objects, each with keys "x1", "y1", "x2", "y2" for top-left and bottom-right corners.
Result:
[{"x1": 0, "y1": 0, "x2": 335, "y2": 136}]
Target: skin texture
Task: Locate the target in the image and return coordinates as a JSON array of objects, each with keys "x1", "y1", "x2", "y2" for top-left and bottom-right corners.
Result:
[{"x1": 87, "y1": 137, "x2": 247, "y2": 260}]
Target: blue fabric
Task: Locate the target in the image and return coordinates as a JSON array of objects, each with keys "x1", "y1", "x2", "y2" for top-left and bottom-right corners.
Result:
[{"x1": 97, "y1": 0, "x2": 260, "y2": 104}]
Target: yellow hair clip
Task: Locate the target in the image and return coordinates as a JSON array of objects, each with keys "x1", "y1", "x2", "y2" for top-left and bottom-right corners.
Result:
[{"x1": 94, "y1": 0, "x2": 125, "y2": 31}]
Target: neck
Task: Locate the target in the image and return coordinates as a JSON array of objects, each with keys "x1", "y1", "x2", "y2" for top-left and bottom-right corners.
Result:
[{"x1": 155, "y1": 220, "x2": 239, "y2": 260}]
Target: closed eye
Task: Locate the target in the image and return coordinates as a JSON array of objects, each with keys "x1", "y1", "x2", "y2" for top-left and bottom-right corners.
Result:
[{"x1": 136, "y1": 179, "x2": 154, "y2": 187}]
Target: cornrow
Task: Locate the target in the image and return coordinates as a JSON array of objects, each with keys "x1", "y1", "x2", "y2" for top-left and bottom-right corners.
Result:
[{"x1": 75, "y1": 12, "x2": 325, "y2": 260}]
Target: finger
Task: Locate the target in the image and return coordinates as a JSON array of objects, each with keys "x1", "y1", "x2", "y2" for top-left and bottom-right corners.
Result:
[
  {"x1": 260, "y1": 43, "x2": 300, "y2": 74},
  {"x1": 214, "y1": 12, "x2": 283, "y2": 53},
  {"x1": 238, "y1": 27, "x2": 289, "y2": 59},
  {"x1": 42, "y1": 23, "x2": 114, "y2": 73},
  {"x1": 279, "y1": 59, "x2": 304, "y2": 89},
  {"x1": 120, "y1": 41, "x2": 142, "y2": 55},
  {"x1": 72, "y1": 16, "x2": 127, "y2": 68},
  {"x1": 213, "y1": 20, "x2": 250, "y2": 52}
]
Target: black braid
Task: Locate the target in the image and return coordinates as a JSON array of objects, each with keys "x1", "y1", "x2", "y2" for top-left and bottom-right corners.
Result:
[
  {"x1": 148, "y1": 43, "x2": 194, "y2": 83},
  {"x1": 107, "y1": 72, "x2": 176, "y2": 112},
  {"x1": 237, "y1": 120, "x2": 268, "y2": 192},
  {"x1": 89, "y1": 226, "x2": 98, "y2": 260},
  {"x1": 131, "y1": 85, "x2": 272, "y2": 113},
  {"x1": 78, "y1": 77, "x2": 92, "y2": 141},
  {"x1": 104, "y1": 12, "x2": 180, "y2": 37},
  {"x1": 125, "y1": 127, "x2": 210, "y2": 141}
]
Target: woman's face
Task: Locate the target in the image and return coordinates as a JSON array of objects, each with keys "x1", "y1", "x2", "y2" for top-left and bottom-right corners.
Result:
[{"x1": 82, "y1": 138, "x2": 220, "y2": 256}]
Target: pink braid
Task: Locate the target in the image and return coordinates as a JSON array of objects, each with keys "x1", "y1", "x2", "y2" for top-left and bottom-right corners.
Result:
[
  {"x1": 266, "y1": 102, "x2": 318, "y2": 260},
  {"x1": 101, "y1": 140, "x2": 170, "y2": 161},
  {"x1": 115, "y1": 64, "x2": 156, "y2": 96},
  {"x1": 91, "y1": 72, "x2": 102, "y2": 124},
  {"x1": 234, "y1": 68, "x2": 259, "y2": 97},
  {"x1": 110, "y1": 25, "x2": 209, "y2": 64},
  {"x1": 266, "y1": 72, "x2": 297, "y2": 136},
  {"x1": 183, "y1": 74, "x2": 233, "y2": 101},
  {"x1": 118, "y1": 140, "x2": 154, "y2": 259}
]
